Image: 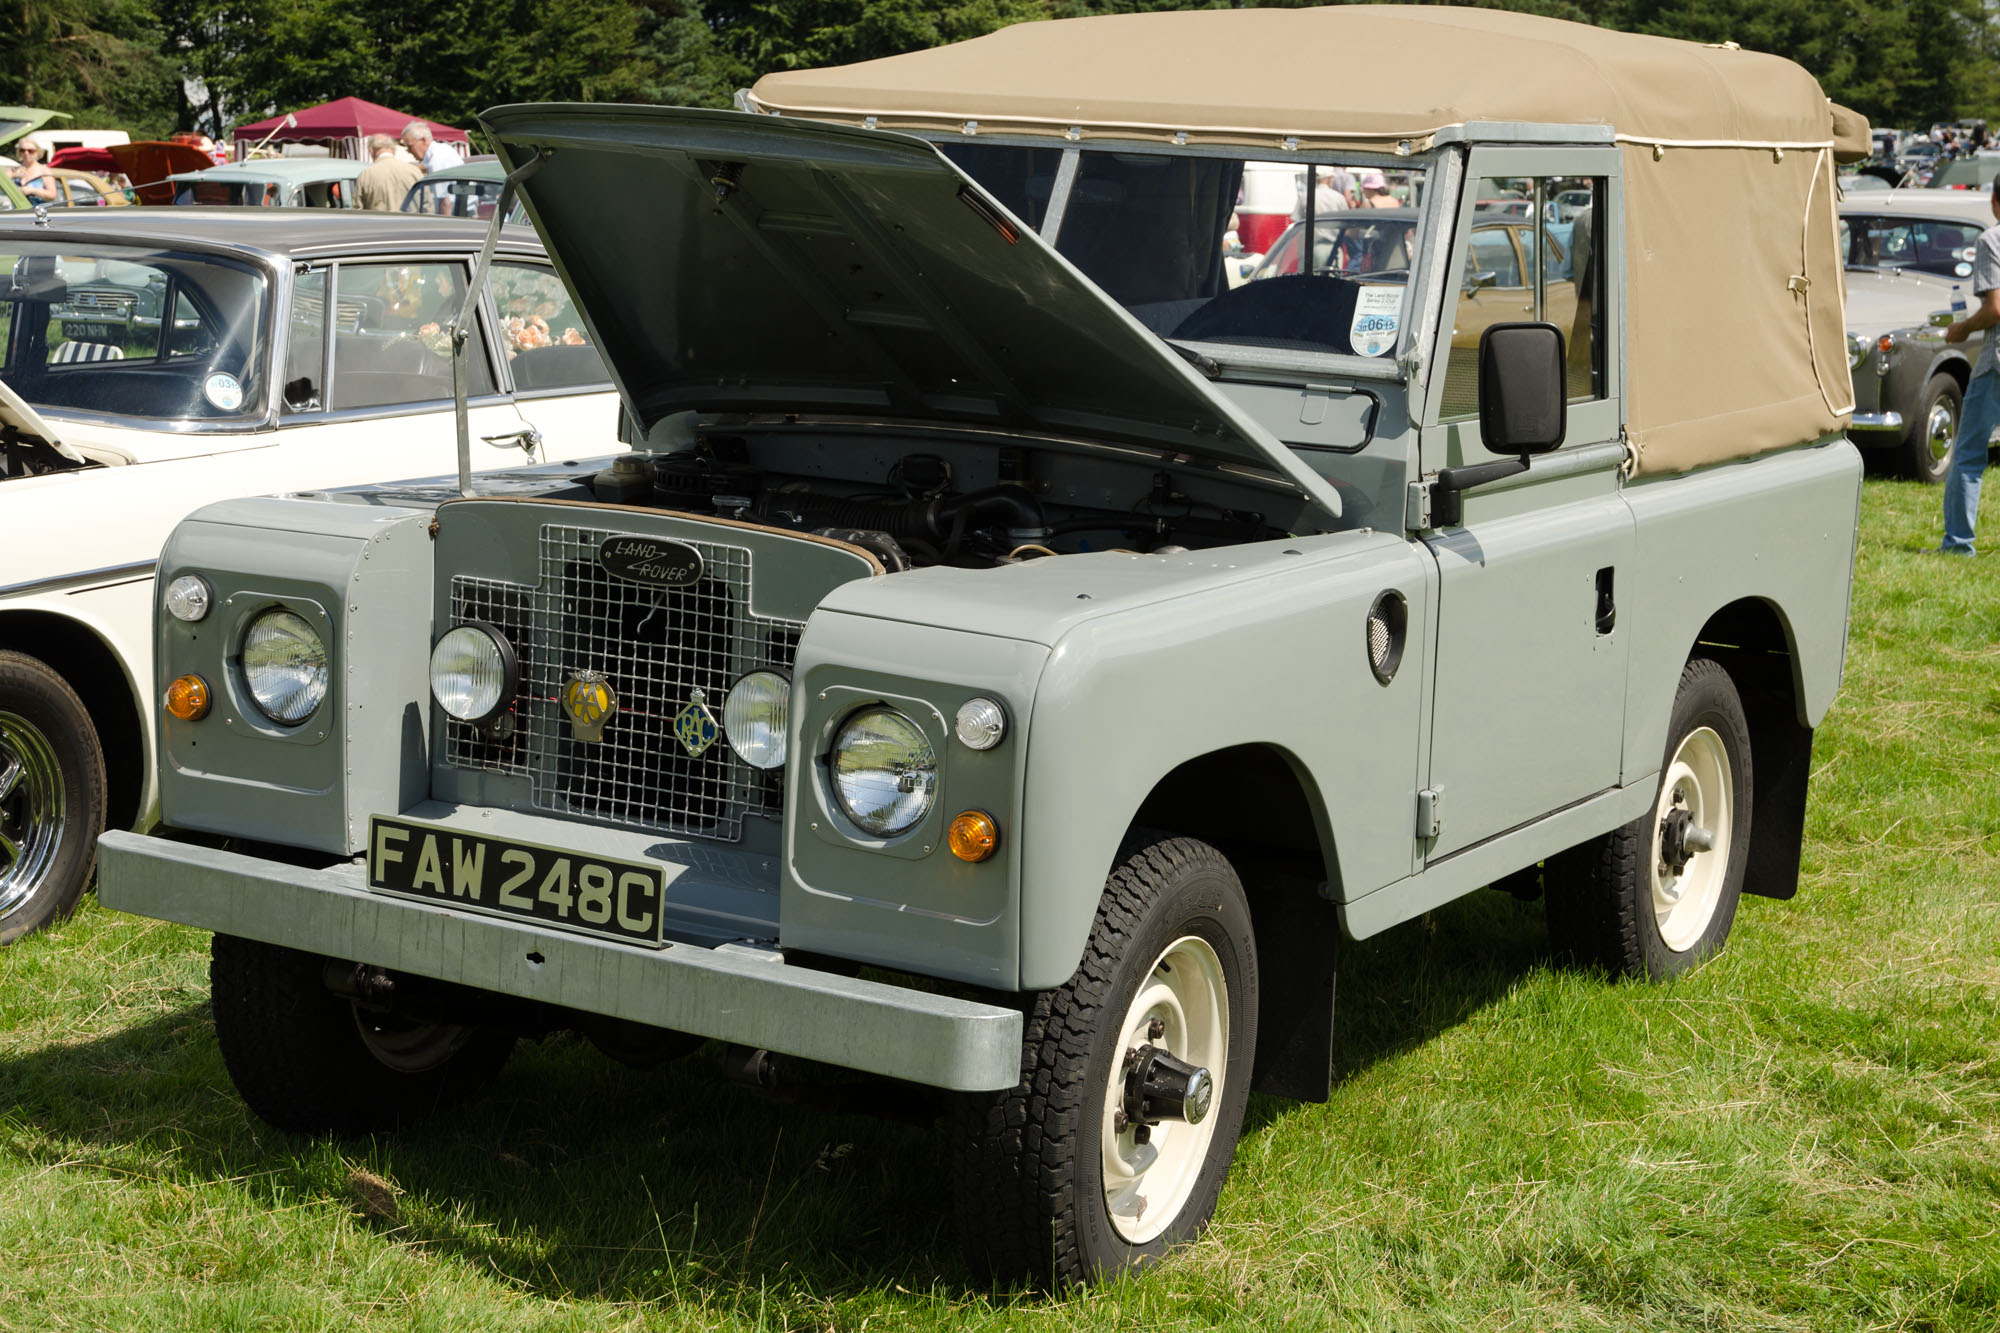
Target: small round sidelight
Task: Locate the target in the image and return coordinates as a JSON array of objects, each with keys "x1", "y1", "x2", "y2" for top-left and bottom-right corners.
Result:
[
  {"x1": 723, "y1": 669, "x2": 791, "y2": 769},
  {"x1": 428, "y1": 623, "x2": 518, "y2": 724},
  {"x1": 954, "y1": 696, "x2": 1007, "y2": 751},
  {"x1": 165, "y1": 574, "x2": 212, "y2": 623}
]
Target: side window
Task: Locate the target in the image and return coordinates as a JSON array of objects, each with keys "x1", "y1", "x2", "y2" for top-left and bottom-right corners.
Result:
[
  {"x1": 329, "y1": 262, "x2": 493, "y2": 410},
  {"x1": 490, "y1": 262, "x2": 607, "y2": 392},
  {"x1": 1441, "y1": 175, "x2": 1605, "y2": 420},
  {"x1": 283, "y1": 269, "x2": 327, "y2": 413}
]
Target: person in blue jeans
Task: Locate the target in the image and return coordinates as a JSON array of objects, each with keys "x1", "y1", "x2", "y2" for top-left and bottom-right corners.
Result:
[{"x1": 1939, "y1": 177, "x2": 2000, "y2": 554}]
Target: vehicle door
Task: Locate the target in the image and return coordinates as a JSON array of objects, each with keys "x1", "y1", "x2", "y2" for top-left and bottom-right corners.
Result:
[
  {"x1": 487, "y1": 259, "x2": 619, "y2": 462},
  {"x1": 271, "y1": 259, "x2": 537, "y2": 489},
  {"x1": 1417, "y1": 149, "x2": 1633, "y2": 863}
]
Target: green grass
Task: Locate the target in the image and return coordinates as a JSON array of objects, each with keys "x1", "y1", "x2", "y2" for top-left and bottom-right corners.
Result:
[{"x1": 4, "y1": 476, "x2": 1999, "y2": 1331}]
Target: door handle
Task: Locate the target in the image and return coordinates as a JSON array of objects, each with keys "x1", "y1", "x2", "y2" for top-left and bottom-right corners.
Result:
[{"x1": 1594, "y1": 566, "x2": 1616, "y2": 634}]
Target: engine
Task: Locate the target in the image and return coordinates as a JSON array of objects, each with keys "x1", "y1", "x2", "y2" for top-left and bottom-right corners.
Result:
[{"x1": 586, "y1": 436, "x2": 1286, "y2": 571}]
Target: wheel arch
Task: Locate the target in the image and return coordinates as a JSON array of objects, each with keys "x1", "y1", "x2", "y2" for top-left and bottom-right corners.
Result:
[
  {"x1": 1689, "y1": 596, "x2": 1813, "y2": 902},
  {"x1": 1129, "y1": 742, "x2": 1342, "y2": 1103},
  {"x1": 0, "y1": 609, "x2": 147, "y2": 834}
]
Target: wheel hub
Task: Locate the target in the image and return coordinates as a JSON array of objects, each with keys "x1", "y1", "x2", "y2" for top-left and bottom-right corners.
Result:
[
  {"x1": 1656, "y1": 795, "x2": 1716, "y2": 878},
  {"x1": 0, "y1": 712, "x2": 66, "y2": 921},
  {"x1": 1119, "y1": 1043, "x2": 1214, "y2": 1138}
]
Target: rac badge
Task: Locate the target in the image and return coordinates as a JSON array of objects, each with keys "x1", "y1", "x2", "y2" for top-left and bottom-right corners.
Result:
[
  {"x1": 673, "y1": 688, "x2": 720, "y2": 758},
  {"x1": 599, "y1": 536, "x2": 704, "y2": 588},
  {"x1": 561, "y1": 670, "x2": 618, "y2": 743}
]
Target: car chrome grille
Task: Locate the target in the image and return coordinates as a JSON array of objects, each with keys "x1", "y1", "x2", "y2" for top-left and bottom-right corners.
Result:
[{"x1": 444, "y1": 524, "x2": 801, "y2": 841}]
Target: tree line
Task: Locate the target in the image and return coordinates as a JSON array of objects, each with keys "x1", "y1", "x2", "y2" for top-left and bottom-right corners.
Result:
[{"x1": 5, "y1": 0, "x2": 1997, "y2": 144}]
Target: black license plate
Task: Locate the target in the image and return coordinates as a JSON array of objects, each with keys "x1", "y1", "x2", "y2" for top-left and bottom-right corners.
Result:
[{"x1": 366, "y1": 816, "x2": 665, "y2": 946}]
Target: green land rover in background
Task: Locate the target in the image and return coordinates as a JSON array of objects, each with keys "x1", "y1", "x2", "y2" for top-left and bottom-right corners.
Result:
[{"x1": 97, "y1": 7, "x2": 1869, "y2": 1287}]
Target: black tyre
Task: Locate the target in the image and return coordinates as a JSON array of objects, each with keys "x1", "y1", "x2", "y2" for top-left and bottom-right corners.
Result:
[
  {"x1": 1900, "y1": 372, "x2": 1960, "y2": 484},
  {"x1": 1546, "y1": 658, "x2": 1753, "y2": 980},
  {"x1": 953, "y1": 835, "x2": 1258, "y2": 1288},
  {"x1": 0, "y1": 651, "x2": 107, "y2": 944},
  {"x1": 210, "y1": 934, "x2": 515, "y2": 1134}
]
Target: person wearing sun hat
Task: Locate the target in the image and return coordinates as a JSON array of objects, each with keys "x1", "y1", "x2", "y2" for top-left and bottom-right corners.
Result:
[{"x1": 1359, "y1": 170, "x2": 1399, "y2": 208}]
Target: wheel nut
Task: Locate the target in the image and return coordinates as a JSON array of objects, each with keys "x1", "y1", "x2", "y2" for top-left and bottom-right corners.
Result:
[{"x1": 1146, "y1": 1017, "x2": 1165, "y2": 1040}]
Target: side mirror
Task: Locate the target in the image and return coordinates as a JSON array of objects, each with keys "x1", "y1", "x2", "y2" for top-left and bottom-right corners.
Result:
[
  {"x1": 1477, "y1": 321, "x2": 1566, "y2": 455},
  {"x1": 1463, "y1": 269, "x2": 1497, "y2": 294}
]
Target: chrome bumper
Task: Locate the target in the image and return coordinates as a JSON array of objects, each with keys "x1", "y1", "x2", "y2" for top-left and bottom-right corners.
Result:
[
  {"x1": 1848, "y1": 411, "x2": 1903, "y2": 432},
  {"x1": 97, "y1": 829, "x2": 1023, "y2": 1092}
]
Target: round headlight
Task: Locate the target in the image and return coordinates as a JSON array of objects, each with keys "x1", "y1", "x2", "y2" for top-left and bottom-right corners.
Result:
[
  {"x1": 429, "y1": 623, "x2": 518, "y2": 723},
  {"x1": 829, "y1": 707, "x2": 937, "y2": 837},
  {"x1": 1848, "y1": 331, "x2": 1868, "y2": 369},
  {"x1": 241, "y1": 608, "x2": 329, "y2": 724},
  {"x1": 164, "y1": 574, "x2": 211, "y2": 623},
  {"x1": 723, "y1": 669, "x2": 790, "y2": 769}
]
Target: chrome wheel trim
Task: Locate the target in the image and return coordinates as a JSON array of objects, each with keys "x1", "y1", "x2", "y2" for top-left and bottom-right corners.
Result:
[
  {"x1": 0, "y1": 710, "x2": 67, "y2": 923},
  {"x1": 1650, "y1": 726, "x2": 1733, "y2": 954},
  {"x1": 352, "y1": 1009, "x2": 476, "y2": 1073},
  {"x1": 1099, "y1": 934, "x2": 1228, "y2": 1245},
  {"x1": 1926, "y1": 396, "x2": 1957, "y2": 469}
]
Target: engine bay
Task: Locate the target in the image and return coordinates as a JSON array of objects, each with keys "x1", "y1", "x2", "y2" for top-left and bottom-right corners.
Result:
[{"x1": 584, "y1": 422, "x2": 1332, "y2": 571}]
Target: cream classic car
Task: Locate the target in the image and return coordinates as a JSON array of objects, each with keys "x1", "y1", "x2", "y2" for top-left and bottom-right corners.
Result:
[{"x1": 0, "y1": 209, "x2": 618, "y2": 941}]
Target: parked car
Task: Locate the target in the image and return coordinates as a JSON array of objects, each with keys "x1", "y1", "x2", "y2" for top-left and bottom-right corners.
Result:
[
  {"x1": 167, "y1": 159, "x2": 366, "y2": 208},
  {"x1": 398, "y1": 158, "x2": 526, "y2": 223},
  {"x1": 100, "y1": 8, "x2": 1864, "y2": 1288},
  {"x1": 38, "y1": 167, "x2": 130, "y2": 208},
  {"x1": 1926, "y1": 152, "x2": 2000, "y2": 191},
  {"x1": 0, "y1": 209, "x2": 619, "y2": 941},
  {"x1": 1840, "y1": 191, "x2": 1997, "y2": 479}
]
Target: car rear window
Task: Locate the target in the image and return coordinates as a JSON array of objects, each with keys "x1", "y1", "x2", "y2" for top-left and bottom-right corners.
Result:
[{"x1": 0, "y1": 242, "x2": 270, "y2": 422}]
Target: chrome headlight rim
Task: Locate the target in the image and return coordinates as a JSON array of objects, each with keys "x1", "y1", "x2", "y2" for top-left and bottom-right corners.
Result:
[
  {"x1": 428, "y1": 621, "x2": 520, "y2": 724},
  {"x1": 723, "y1": 667, "x2": 791, "y2": 770},
  {"x1": 828, "y1": 705, "x2": 939, "y2": 839},
  {"x1": 239, "y1": 605, "x2": 330, "y2": 725},
  {"x1": 1848, "y1": 331, "x2": 1869, "y2": 369}
]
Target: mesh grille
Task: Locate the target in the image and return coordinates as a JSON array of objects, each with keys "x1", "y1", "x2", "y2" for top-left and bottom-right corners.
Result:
[
  {"x1": 444, "y1": 524, "x2": 802, "y2": 841},
  {"x1": 1368, "y1": 614, "x2": 1391, "y2": 671}
]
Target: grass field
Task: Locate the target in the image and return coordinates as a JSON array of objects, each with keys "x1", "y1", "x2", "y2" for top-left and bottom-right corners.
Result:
[{"x1": 3, "y1": 476, "x2": 1997, "y2": 1331}]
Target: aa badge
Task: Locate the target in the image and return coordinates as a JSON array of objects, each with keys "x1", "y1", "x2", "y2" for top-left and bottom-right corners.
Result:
[
  {"x1": 561, "y1": 670, "x2": 618, "y2": 743},
  {"x1": 673, "y1": 688, "x2": 720, "y2": 758}
]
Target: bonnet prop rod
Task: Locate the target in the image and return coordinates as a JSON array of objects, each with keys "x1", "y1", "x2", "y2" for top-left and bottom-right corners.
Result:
[{"x1": 451, "y1": 148, "x2": 548, "y2": 498}]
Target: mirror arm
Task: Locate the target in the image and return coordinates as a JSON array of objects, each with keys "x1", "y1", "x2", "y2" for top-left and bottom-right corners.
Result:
[{"x1": 1430, "y1": 456, "x2": 1530, "y2": 528}]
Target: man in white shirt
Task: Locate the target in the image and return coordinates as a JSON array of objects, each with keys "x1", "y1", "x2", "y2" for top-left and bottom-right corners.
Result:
[{"x1": 400, "y1": 121, "x2": 464, "y2": 212}]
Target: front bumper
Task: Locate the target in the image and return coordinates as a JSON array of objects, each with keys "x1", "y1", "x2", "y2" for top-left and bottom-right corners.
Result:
[
  {"x1": 1848, "y1": 410, "x2": 1903, "y2": 432},
  {"x1": 97, "y1": 828, "x2": 1024, "y2": 1092}
]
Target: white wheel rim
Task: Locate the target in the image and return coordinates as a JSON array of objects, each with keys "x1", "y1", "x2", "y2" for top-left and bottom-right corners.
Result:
[
  {"x1": 1100, "y1": 934, "x2": 1228, "y2": 1245},
  {"x1": 1650, "y1": 725, "x2": 1733, "y2": 953}
]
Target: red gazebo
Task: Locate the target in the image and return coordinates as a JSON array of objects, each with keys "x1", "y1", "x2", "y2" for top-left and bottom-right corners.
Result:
[{"x1": 231, "y1": 97, "x2": 471, "y2": 161}]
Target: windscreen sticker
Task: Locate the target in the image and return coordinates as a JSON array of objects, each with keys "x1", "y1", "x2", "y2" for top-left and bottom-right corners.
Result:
[
  {"x1": 1350, "y1": 287, "x2": 1402, "y2": 358},
  {"x1": 202, "y1": 372, "x2": 244, "y2": 412}
]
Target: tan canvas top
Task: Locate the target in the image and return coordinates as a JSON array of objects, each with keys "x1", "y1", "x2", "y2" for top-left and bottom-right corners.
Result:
[
  {"x1": 748, "y1": 5, "x2": 1866, "y2": 157},
  {"x1": 751, "y1": 7, "x2": 1865, "y2": 475}
]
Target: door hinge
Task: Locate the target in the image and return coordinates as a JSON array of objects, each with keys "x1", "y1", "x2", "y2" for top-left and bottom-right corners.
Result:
[
  {"x1": 1416, "y1": 787, "x2": 1444, "y2": 840},
  {"x1": 1405, "y1": 480, "x2": 1432, "y2": 532}
]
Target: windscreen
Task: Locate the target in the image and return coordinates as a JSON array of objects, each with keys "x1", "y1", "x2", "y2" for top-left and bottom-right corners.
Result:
[
  {"x1": 942, "y1": 145, "x2": 1427, "y2": 360},
  {"x1": 0, "y1": 242, "x2": 270, "y2": 422}
]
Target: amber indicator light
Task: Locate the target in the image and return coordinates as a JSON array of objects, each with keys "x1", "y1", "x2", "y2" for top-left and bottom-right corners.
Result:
[
  {"x1": 948, "y1": 810, "x2": 999, "y2": 862},
  {"x1": 165, "y1": 674, "x2": 211, "y2": 722}
]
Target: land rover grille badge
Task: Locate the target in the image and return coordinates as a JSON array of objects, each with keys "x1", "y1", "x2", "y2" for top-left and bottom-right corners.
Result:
[
  {"x1": 673, "y1": 689, "x2": 720, "y2": 758},
  {"x1": 561, "y1": 670, "x2": 618, "y2": 743}
]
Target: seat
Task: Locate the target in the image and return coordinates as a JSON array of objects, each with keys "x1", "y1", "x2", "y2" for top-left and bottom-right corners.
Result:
[{"x1": 50, "y1": 340, "x2": 125, "y2": 364}]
